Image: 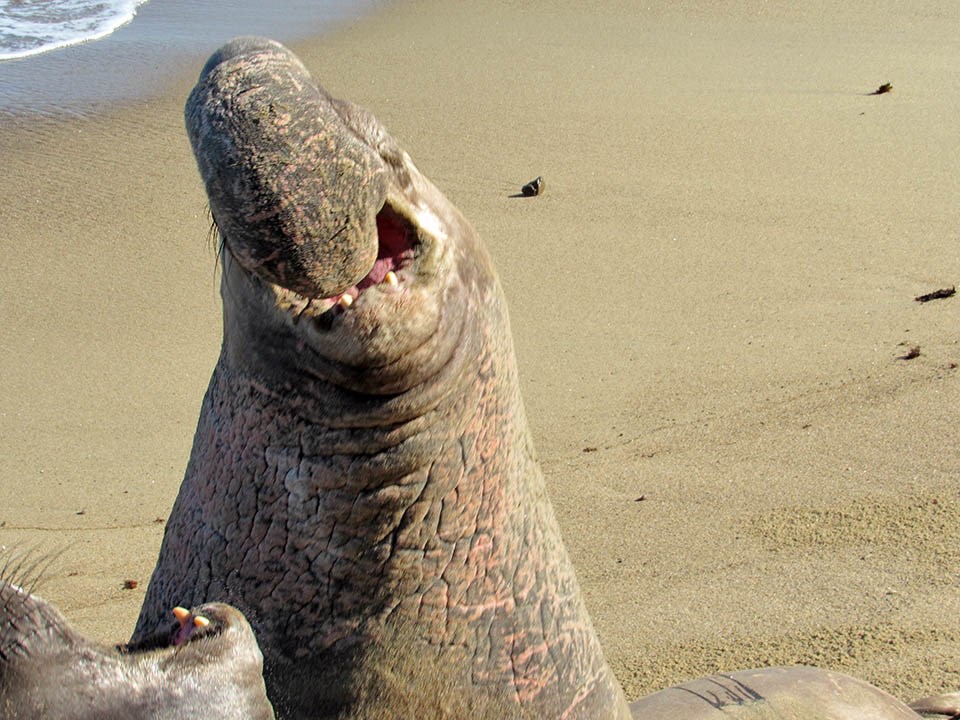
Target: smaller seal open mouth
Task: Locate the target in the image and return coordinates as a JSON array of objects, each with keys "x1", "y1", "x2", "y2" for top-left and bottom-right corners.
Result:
[{"x1": 170, "y1": 605, "x2": 214, "y2": 647}]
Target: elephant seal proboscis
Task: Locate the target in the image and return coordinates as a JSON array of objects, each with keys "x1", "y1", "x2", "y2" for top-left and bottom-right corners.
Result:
[{"x1": 132, "y1": 37, "x2": 960, "y2": 720}]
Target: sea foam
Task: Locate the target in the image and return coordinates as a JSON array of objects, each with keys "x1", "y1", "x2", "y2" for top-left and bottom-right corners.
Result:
[{"x1": 0, "y1": 0, "x2": 148, "y2": 61}]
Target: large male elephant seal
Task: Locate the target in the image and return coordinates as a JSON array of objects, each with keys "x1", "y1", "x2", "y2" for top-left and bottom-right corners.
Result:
[
  {"x1": 0, "y1": 569, "x2": 273, "y2": 719},
  {"x1": 134, "y1": 37, "x2": 959, "y2": 720}
]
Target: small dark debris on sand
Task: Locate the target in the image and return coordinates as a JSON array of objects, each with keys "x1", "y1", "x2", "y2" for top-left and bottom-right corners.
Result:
[
  {"x1": 898, "y1": 345, "x2": 921, "y2": 361},
  {"x1": 915, "y1": 286, "x2": 955, "y2": 303},
  {"x1": 123, "y1": 579, "x2": 139, "y2": 590},
  {"x1": 521, "y1": 176, "x2": 544, "y2": 197},
  {"x1": 870, "y1": 83, "x2": 893, "y2": 95}
]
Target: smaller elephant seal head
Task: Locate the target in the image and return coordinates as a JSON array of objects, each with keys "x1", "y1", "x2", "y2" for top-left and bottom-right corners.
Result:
[{"x1": 0, "y1": 573, "x2": 274, "y2": 720}]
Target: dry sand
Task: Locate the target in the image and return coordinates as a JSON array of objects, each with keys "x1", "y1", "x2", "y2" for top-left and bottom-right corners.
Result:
[{"x1": 1, "y1": 0, "x2": 958, "y2": 706}]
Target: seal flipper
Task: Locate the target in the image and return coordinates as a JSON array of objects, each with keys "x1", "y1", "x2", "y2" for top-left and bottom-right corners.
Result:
[{"x1": 909, "y1": 691, "x2": 960, "y2": 717}]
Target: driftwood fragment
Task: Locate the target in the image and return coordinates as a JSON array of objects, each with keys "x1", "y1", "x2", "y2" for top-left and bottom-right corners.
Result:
[{"x1": 915, "y1": 286, "x2": 955, "y2": 303}]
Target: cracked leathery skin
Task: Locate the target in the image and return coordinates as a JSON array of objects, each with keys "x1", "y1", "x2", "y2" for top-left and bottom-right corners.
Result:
[{"x1": 133, "y1": 37, "x2": 630, "y2": 720}]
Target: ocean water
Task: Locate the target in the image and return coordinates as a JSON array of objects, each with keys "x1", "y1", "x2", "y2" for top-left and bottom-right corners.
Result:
[
  {"x1": 0, "y1": 0, "x2": 148, "y2": 60},
  {"x1": 0, "y1": 0, "x2": 381, "y2": 117}
]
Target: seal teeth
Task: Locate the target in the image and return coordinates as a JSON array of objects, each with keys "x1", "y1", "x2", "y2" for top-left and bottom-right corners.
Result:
[
  {"x1": 193, "y1": 615, "x2": 210, "y2": 628},
  {"x1": 172, "y1": 606, "x2": 191, "y2": 624},
  {"x1": 338, "y1": 294, "x2": 354, "y2": 308},
  {"x1": 384, "y1": 270, "x2": 398, "y2": 287}
]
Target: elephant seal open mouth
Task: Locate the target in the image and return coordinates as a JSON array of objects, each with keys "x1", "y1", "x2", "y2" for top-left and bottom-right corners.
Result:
[{"x1": 130, "y1": 37, "x2": 959, "y2": 720}]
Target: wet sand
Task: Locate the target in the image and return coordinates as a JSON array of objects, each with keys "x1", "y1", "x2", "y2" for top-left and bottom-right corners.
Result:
[{"x1": 1, "y1": 0, "x2": 958, "y2": 705}]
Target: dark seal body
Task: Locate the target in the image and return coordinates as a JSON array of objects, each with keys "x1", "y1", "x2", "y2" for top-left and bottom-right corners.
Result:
[
  {"x1": 0, "y1": 576, "x2": 273, "y2": 719},
  {"x1": 133, "y1": 36, "x2": 628, "y2": 720},
  {"x1": 134, "y1": 38, "x2": 956, "y2": 720}
]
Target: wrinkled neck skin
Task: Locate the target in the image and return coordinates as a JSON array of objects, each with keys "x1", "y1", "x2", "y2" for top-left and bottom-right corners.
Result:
[{"x1": 134, "y1": 37, "x2": 629, "y2": 720}]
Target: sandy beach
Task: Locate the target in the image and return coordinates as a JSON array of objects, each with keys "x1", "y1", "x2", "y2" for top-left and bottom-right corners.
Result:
[{"x1": 1, "y1": 0, "x2": 958, "y2": 707}]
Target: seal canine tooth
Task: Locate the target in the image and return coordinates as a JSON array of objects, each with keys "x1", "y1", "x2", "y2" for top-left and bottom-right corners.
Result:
[
  {"x1": 172, "y1": 606, "x2": 191, "y2": 623},
  {"x1": 384, "y1": 270, "x2": 398, "y2": 287},
  {"x1": 337, "y1": 294, "x2": 354, "y2": 308},
  {"x1": 194, "y1": 615, "x2": 211, "y2": 628}
]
